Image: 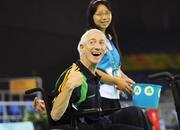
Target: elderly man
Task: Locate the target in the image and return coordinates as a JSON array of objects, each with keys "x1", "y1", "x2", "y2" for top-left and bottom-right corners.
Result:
[
  {"x1": 51, "y1": 28, "x2": 107, "y2": 121},
  {"x1": 50, "y1": 29, "x2": 146, "y2": 130}
]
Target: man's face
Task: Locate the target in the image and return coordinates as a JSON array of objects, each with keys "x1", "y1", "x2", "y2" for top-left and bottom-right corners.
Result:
[{"x1": 80, "y1": 32, "x2": 106, "y2": 65}]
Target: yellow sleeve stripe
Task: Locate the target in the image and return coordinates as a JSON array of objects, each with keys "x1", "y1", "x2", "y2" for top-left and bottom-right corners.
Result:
[
  {"x1": 52, "y1": 66, "x2": 80, "y2": 103},
  {"x1": 58, "y1": 69, "x2": 71, "y2": 92},
  {"x1": 58, "y1": 66, "x2": 80, "y2": 92}
]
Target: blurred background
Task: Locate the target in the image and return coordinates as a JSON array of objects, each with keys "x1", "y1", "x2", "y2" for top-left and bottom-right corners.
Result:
[{"x1": 0, "y1": 0, "x2": 180, "y2": 130}]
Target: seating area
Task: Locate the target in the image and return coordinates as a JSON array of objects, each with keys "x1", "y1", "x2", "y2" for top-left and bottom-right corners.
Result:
[
  {"x1": 0, "y1": 121, "x2": 34, "y2": 130},
  {"x1": 0, "y1": 77, "x2": 44, "y2": 129}
]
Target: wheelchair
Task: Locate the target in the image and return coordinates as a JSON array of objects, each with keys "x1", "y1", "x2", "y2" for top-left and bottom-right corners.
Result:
[
  {"x1": 148, "y1": 71, "x2": 180, "y2": 129},
  {"x1": 25, "y1": 87, "x2": 120, "y2": 130}
]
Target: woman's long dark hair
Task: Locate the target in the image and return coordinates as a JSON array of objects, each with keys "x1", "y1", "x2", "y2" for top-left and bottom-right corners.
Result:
[{"x1": 86, "y1": 0, "x2": 121, "y2": 53}]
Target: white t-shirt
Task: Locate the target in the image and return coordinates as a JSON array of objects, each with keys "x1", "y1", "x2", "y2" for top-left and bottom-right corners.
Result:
[{"x1": 99, "y1": 40, "x2": 121, "y2": 99}]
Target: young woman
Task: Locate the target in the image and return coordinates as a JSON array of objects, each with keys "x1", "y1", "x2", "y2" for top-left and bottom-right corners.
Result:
[
  {"x1": 87, "y1": 0, "x2": 135, "y2": 110},
  {"x1": 81, "y1": 2, "x2": 151, "y2": 129}
]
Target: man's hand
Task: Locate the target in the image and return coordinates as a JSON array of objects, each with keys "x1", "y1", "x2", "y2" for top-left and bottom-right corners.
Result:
[
  {"x1": 51, "y1": 63, "x2": 83, "y2": 121},
  {"x1": 66, "y1": 63, "x2": 83, "y2": 89},
  {"x1": 34, "y1": 97, "x2": 46, "y2": 114}
]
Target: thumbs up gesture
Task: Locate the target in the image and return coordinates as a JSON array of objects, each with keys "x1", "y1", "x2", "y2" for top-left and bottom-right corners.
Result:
[{"x1": 67, "y1": 63, "x2": 83, "y2": 89}]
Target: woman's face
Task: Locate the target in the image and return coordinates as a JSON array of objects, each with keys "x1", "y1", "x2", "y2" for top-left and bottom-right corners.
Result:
[{"x1": 93, "y1": 4, "x2": 112, "y2": 32}]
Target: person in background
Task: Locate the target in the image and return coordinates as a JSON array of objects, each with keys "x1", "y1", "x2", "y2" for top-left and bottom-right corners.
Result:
[
  {"x1": 86, "y1": 0, "x2": 135, "y2": 109},
  {"x1": 83, "y1": 1, "x2": 151, "y2": 129}
]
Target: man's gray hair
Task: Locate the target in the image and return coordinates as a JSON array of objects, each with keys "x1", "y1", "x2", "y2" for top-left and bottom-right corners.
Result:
[{"x1": 77, "y1": 29, "x2": 106, "y2": 56}]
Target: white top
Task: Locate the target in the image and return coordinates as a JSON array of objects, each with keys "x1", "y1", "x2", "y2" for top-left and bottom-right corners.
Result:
[{"x1": 99, "y1": 40, "x2": 121, "y2": 99}]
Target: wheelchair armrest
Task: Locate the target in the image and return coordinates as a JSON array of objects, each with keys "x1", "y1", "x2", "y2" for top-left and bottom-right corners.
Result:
[
  {"x1": 174, "y1": 74, "x2": 180, "y2": 81},
  {"x1": 25, "y1": 88, "x2": 44, "y2": 95},
  {"x1": 148, "y1": 71, "x2": 173, "y2": 81},
  {"x1": 71, "y1": 107, "x2": 119, "y2": 117},
  {"x1": 71, "y1": 108, "x2": 102, "y2": 117}
]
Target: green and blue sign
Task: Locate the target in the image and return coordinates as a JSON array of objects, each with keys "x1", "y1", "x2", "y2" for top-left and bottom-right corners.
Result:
[{"x1": 132, "y1": 83, "x2": 162, "y2": 109}]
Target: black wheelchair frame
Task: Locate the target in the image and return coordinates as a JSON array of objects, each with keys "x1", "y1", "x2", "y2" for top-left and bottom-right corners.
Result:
[
  {"x1": 148, "y1": 71, "x2": 180, "y2": 129},
  {"x1": 25, "y1": 88, "x2": 119, "y2": 130}
]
